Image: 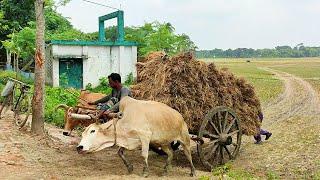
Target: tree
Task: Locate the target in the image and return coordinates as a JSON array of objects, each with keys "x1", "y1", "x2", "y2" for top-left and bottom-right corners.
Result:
[
  {"x1": 44, "y1": 4, "x2": 72, "y2": 33},
  {"x1": 0, "y1": 0, "x2": 35, "y2": 62},
  {"x1": 174, "y1": 34, "x2": 197, "y2": 52},
  {"x1": 1, "y1": 1, "x2": 83, "y2": 70},
  {"x1": 196, "y1": 45, "x2": 320, "y2": 59},
  {"x1": 2, "y1": 25, "x2": 36, "y2": 62},
  {"x1": 0, "y1": 10, "x2": 8, "y2": 33},
  {"x1": 32, "y1": 0, "x2": 45, "y2": 134},
  {"x1": 30, "y1": 0, "x2": 72, "y2": 135}
]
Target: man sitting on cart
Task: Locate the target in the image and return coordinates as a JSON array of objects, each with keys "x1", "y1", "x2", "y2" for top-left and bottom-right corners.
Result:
[{"x1": 88, "y1": 73, "x2": 131, "y2": 121}]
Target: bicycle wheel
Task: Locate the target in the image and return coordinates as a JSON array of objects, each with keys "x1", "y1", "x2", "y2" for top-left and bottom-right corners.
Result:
[
  {"x1": 13, "y1": 93, "x2": 31, "y2": 128},
  {"x1": 0, "y1": 94, "x2": 13, "y2": 119}
]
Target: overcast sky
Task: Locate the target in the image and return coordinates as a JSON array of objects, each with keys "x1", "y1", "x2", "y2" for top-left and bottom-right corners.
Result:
[{"x1": 56, "y1": 0, "x2": 320, "y2": 50}]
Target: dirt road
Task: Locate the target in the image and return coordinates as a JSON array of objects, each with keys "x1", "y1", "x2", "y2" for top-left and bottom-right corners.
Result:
[
  {"x1": 0, "y1": 68, "x2": 319, "y2": 179},
  {"x1": 233, "y1": 68, "x2": 320, "y2": 179},
  {"x1": 0, "y1": 115, "x2": 210, "y2": 179}
]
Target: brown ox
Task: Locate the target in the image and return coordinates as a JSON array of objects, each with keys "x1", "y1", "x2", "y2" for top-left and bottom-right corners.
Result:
[
  {"x1": 56, "y1": 90, "x2": 105, "y2": 136},
  {"x1": 77, "y1": 96, "x2": 196, "y2": 177}
]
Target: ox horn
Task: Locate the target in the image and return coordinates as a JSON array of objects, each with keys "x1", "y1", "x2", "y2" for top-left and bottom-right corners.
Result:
[
  {"x1": 55, "y1": 104, "x2": 71, "y2": 111},
  {"x1": 69, "y1": 113, "x2": 92, "y2": 120}
]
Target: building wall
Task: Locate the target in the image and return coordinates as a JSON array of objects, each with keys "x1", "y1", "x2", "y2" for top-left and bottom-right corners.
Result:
[{"x1": 47, "y1": 44, "x2": 137, "y2": 88}]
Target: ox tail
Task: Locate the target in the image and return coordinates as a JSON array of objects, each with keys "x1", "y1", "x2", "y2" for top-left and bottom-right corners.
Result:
[
  {"x1": 181, "y1": 122, "x2": 192, "y2": 146},
  {"x1": 55, "y1": 104, "x2": 71, "y2": 111}
]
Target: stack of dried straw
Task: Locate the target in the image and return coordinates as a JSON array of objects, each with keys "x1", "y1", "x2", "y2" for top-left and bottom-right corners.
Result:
[{"x1": 132, "y1": 52, "x2": 261, "y2": 135}]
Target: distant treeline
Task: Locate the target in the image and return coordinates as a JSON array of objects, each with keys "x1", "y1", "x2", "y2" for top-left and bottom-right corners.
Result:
[{"x1": 196, "y1": 45, "x2": 320, "y2": 58}]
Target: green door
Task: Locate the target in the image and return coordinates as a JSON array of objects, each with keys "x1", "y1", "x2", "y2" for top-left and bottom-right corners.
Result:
[{"x1": 59, "y1": 58, "x2": 83, "y2": 89}]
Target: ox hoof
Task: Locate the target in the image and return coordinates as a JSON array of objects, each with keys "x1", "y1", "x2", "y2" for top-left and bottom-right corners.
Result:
[
  {"x1": 165, "y1": 164, "x2": 172, "y2": 171},
  {"x1": 142, "y1": 167, "x2": 149, "y2": 178},
  {"x1": 162, "y1": 170, "x2": 168, "y2": 176},
  {"x1": 127, "y1": 164, "x2": 133, "y2": 174},
  {"x1": 142, "y1": 172, "x2": 149, "y2": 178},
  {"x1": 163, "y1": 164, "x2": 172, "y2": 176},
  {"x1": 190, "y1": 172, "x2": 196, "y2": 177}
]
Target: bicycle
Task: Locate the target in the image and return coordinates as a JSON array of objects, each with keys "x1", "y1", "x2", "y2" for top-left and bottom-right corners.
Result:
[{"x1": 0, "y1": 77, "x2": 32, "y2": 128}]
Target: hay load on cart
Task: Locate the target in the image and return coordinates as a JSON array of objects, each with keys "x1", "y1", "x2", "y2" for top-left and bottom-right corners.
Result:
[{"x1": 131, "y1": 51, "x2": 262, "y2": 170}]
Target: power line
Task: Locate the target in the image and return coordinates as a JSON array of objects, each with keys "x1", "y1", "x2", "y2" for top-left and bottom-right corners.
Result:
[{"x1": 82, "y1": 0, "x2": 120, "y2": 10}]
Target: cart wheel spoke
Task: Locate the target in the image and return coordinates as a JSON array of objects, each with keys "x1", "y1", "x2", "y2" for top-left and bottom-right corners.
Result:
[
  {"x1": 223, "y1": 145, "x2": 233, "y2": 159},
  {"x1": 227, "y1": 130, "x2": 240, "y2": 137},
  {"x1": 224, "y1": 117, "x2": 236, "y2": 133},
  {"x1": 209, "y1": 120, "x2": 220, "y2": 134},
  {"x1": 217, "y1": 111, "x2": 222, "y2": 132},
  {"x1": 204, "y1": 143, "x2": 219, "y2": 160},
  {"x1": 203, "y1": 130, "x2": 219, "y2": 139},
  {"x1": 222, "y1": 111, "x2": 228, "y2": 130},
  {"x1": 206, "y1": 139, "x2": 219, "y2": 147},
  {"x1": 219, "y1": 145, "x2": 224, "y2": 164}
]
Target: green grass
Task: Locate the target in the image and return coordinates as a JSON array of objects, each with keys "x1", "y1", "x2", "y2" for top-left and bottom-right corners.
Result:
[
  {"x1": 313, "y1": 161, "x2": 320, "y2": 180},
  {"x1": 270, "y1": 60, "x2": 320, "y2": 95},
  {"x1": 200, "y1": 163, "x2": 256, "y2": 180},
  {"x1": 202, "y1": 57, "x2": 320, "y2": 104},
  {"x1": 266, "y1": 170, "x2": 280, "y2": 180}
]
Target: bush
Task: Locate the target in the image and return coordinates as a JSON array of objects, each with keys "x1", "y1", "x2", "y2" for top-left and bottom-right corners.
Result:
[
  {"x1": 0, "y1": 70, "x2": 33, "y2": 85},
  {"x1": 47, "y1": 77, "x2": 116, "y2": 127},
  {"x1": 124, "y1": 73, "x2": 134, "y2": 85},
  {"x1": 45, "y1": 87, "x2": 79, "y2": 127},
  {"x1": 0, "y1": 71, "x2": 80, "y2": 127},
  {"x1": 0, "y1": 70, "x2": 134, "y2": 128},
  {"x1": 0, "y1": 70, "x2": 33, "y2": 102},
  {"x1": 85, "y1": 77, "x2": 112, "y2": 94}
]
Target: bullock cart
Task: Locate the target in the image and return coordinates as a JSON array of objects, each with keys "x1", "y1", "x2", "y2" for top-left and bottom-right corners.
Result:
[
  {"x1": 186, "y1": 106, "x2": 241, "y2": 171},
  {"x1": 70, "y1": 103, "x2": 241, "y2": 171}
]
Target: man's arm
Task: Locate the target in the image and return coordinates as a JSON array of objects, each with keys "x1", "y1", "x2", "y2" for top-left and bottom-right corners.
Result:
[{"x1": 108, "y1": 102, "x2": 119, "y2": 112}]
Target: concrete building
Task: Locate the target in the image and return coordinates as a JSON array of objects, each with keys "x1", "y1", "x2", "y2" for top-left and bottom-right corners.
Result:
[{"x1": 45, "y1": 11, "x2": 137, "y2": 88}]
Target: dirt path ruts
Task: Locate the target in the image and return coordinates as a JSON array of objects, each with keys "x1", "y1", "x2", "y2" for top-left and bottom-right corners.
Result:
[
  {"x1": 233, "y1": 67, "x2": 320, "y2": 179},
  {"x1": 262, "y1": 67, "x2": 320, "y2": 123}
]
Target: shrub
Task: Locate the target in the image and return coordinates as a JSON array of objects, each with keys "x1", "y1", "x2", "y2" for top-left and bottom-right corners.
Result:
[
  {"x1": 124, "y1": 73, "x2": 134, "y2": 85},
  {"x1": 0, "y1": 70, "x2": 33, "y2": 102},
  {"x1": 0, "y1": 70, "x2": 135, "y2": 127},
  {"x1": 45, "y1": 87, "x2": 79, "y2": 127},
  {"x1": 86, "y1": 77, "x2": 112, "y2": 94}
]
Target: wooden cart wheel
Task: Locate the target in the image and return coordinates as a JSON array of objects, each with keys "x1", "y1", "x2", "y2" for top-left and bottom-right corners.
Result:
[{"x1": 197, "y1": 106, "x2": 242, "y2": 171}]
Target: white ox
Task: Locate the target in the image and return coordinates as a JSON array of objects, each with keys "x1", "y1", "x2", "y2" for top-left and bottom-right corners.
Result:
[{"x1": 77, "y1": 96, "x2": 195, "y2": 177}]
